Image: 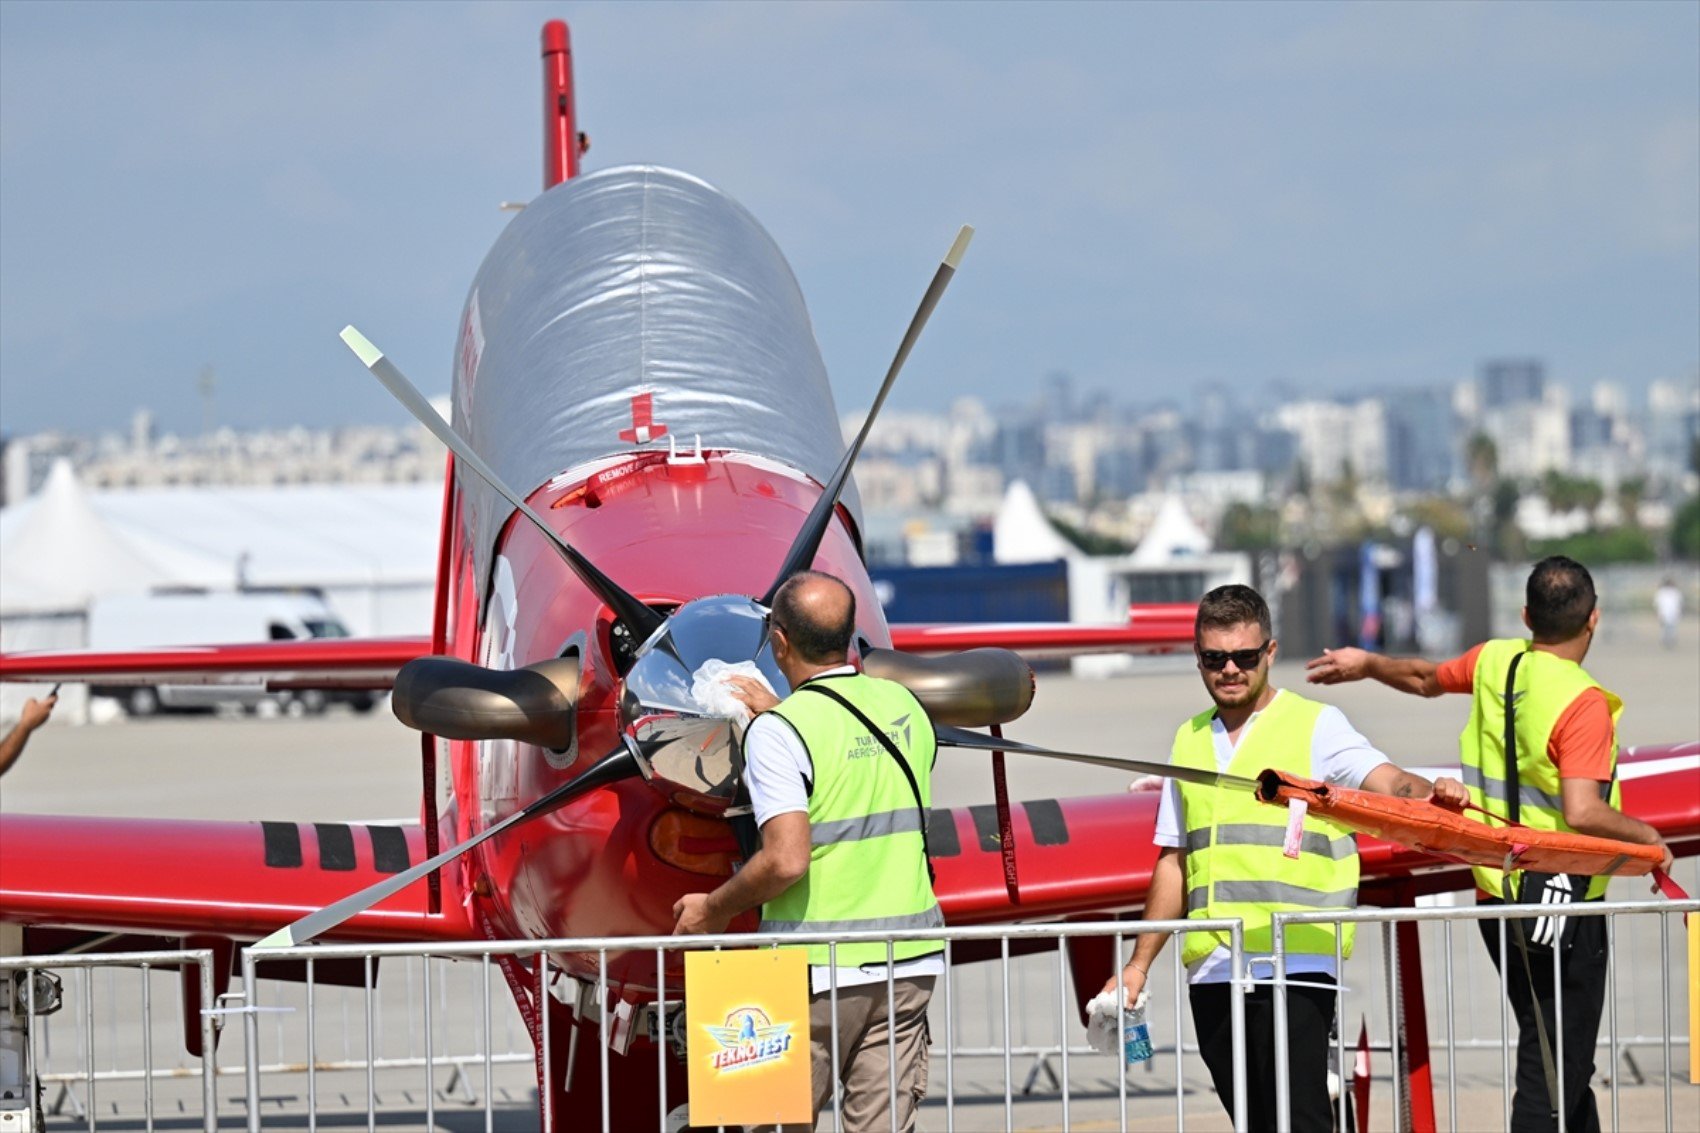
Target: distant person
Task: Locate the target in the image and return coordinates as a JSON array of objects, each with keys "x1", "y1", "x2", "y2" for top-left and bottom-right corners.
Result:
[
  {"x1": 0, "y1": 692, "x2": 58, "y2": 778},
  {"x1": 672, "y1": 571, "x2": 940, "y2": 1133},
  {"x1": 1103, "y1": 584, "x2": 1463, "y2": 1130},
  {"x1": 1306, "y1": 555, "x2": 1672, "y2": 1133},
  {"x1": 1654, "y1": 577, "x2": 1682, "y2": 650}
]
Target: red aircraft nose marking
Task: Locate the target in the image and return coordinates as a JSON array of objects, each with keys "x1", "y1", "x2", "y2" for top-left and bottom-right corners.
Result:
[{"x1": 618, "y1": 392, "x2": 668, "y2": 444}]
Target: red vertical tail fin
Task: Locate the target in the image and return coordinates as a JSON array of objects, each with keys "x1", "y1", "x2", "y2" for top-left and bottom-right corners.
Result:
[{"x1": 541, "y1": 20, "x2": 585, "y2": 188}]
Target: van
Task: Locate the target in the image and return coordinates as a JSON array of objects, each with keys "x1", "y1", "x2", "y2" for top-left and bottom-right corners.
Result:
[{"x1": 86, "y1": 591, "x2": 379, "y2": 717}]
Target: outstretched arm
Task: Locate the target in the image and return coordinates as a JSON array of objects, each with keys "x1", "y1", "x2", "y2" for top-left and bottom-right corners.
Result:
[
  {"x1": 1306, "y1": 647, "x2": 1446, "y2": 698},
  {"x1": 0, "y1": 695, "x2": 56, "y2": 778}
]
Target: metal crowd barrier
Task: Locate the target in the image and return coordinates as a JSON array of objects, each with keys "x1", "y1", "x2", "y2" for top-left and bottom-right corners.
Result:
[
  {"x1": 7, "y1": 951, "x2": 534, "y2": 1132},
  {"x1": 1271, "y1": 897, "x2": 1700, "y2": 1133},
  {"x1": 10, "y1": 896, "x2": 1692, "y2": 1131},
  {"x1": 237, "y1": 917, "x2": 1249, "y2": 1133},
  {"x1": 0, "y1": 948, "x2": 218, "y2": 1133}
]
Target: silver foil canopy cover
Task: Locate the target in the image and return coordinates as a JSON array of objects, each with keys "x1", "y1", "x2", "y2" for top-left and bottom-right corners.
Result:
[{"x1": 452, "y1": 165, "x2": 861, "y2": 604}]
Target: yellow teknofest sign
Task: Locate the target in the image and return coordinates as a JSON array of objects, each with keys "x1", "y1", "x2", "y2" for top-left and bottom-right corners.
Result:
[{"x1": 685, "y1": 948, "x2": 812, "y2": 1126}]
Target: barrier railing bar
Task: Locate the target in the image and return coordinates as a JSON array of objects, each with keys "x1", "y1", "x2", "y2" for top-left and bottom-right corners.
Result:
[
  {"x1": 239, "y1": 917, "x2": 1239, "y2": 962},
  {"x1": 1388, "y1": 921, "x2": 1403, "y2": 1133},
  {"x1": 243, "y1": 952, "x2": 260, "y2": 1133},
  {"x1": 598, "y1": 946, "x2": 610, "y2": 1133},
  {"x1": 1333, "y1": 929, "x2": 1346, "y2": 1133},
  {"x1": 1229, "y1": 921, "x2": 1247, "y2": 1133},
  {"x1": 1608, "y1": 913, "x2": 1620, "y2": 1133},
  {"x1": 828, "y1": 940, "x2": 842, "y2": 1133},
  {"x1": 654, "y1": 945, "x2": 667, "y2": 1131},
  {"x1": 1554, "y1": 921, "x2": 1566, "y2": 1133},
  {"x1": 943, "y1": 938, "x2": 955, "y2": 1133},
  {"x1": 307, "y1": 956, "x2": 318, "y2": 1133},
  {"x1": 1272, "y1": 923, "x2": 1290, "y2": 1132},
  {"x1": 1171, "y1": 938, "x2": 1182, "y2": 1133},
  {"x1": 538, "y1": 951, "x2": 551, "y2": 1132},
  {"x1": 363, "y1": 954, "x2": 375, "y2": 1133},
  {"x1": 1000, "y1": 934, "x2": 1012, "y2": 1129},
  {"x1": 423, "y1": 955, "x2": 435, "y2": 1132},
  {"x1": 480, "y1": 953, "x2": 493, "y2": 1133},
  {"x1": 84, "y1": 968, "x2": 97, "y2": 1133},
  {"x1": 886, "y1": 938, "x2": 898, "y2": 1133},
  {"x1": 1053, "y1": 943, "x2": 1068, "y2": 1129},
  {"x1": 1443, "y1": 918, "x2": 1458, "y2": 1133},
  {"x1": 140, "y1": 962, "x2": 153, "y2": 1133},
  {"x1": 1499, "y1": 916, "x2": 1512, "y2": 1132},
  {"x1": 1661, "y1": 911, "x2": 1672, "y2": 1133}
]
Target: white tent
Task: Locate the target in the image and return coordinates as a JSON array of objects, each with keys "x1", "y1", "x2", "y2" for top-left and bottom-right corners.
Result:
[
  {"x1": 992, "y1": 480, "x2": 1078, "y2": 564},
  {"x1": 1131, "y1": 495, "x2": 1213, "y2": 564},
  {"x1": 0, "y1": 460, "x2": 184, "y2": 614}
]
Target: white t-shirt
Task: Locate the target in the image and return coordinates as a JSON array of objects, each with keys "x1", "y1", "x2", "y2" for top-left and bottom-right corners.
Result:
[
  {"x1": 1153, "y1": 689, "x2": 1389, "y2": 986},
  {"x1": 743, "y1": 667, "x2": 946, "y2": 994}
]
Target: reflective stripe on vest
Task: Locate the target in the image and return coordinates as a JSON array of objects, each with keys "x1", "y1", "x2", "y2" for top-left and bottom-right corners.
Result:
[
  {"x1": 760, "y1": 673, "x2": 942, "y2": 966},
  {"x1": 760, "y1": 906, "x2": 946, "y2": 935},
  {"x1": 1459, "y1": 763, "x2": 1564, "y2": 815},
  {"x1": 1184, "y1": 824, "x2": 1357, "y2": 861},
  {"x1": 811, "y1": 807, "x2": 925, "y2": 846},
  {"x1": 1172, "y1": 690, "x2": 1359, "y2": 967},
  {"x1": 1186, "y1": 881, "x2": 1360, "y2": 913},
  {"x1": 1459, "y1": 639, "x2": 1623, "y2": 899}
]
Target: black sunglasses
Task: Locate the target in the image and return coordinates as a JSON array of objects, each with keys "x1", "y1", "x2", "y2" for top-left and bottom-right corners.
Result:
[{"x1": 1197, "y1": 641, "x2": 1272, "y2": 671}]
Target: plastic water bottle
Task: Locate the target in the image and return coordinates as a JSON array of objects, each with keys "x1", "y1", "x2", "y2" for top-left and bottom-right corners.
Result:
[{"x1": 1122, "y1": 1002, "x2": 1153, "y2": 1065}]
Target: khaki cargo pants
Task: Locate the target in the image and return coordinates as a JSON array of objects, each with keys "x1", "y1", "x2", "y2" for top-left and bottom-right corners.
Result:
[{"x1": 755, "y1": 975, "x2": 934, "y2": 1133}]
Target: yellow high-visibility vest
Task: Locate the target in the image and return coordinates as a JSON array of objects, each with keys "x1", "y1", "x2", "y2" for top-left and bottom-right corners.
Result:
[
  {"x1": 1173, "y1": 692, "x2": 1359, "y2": 967},
  {"x1": 1459, "y1": 638, "x2": 1622, "y2": 899},
  {"x1": 760, "y1": 673, "x2": 942, "y2": 966}
]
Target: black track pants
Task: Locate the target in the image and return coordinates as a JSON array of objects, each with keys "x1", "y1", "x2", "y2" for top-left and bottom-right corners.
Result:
[{"x1": 1190, "y1": 974, "x2": 1338, "y2": 1132}]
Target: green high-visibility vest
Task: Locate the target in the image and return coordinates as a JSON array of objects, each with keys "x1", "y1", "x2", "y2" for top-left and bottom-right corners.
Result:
[
  {"x1": 1460, "y1": 638, "x2": 1623, "y2": 899},
  {"x1": 758, "y1": 673, "x2": 943, "y2": 967},
  {"x1": 1173, "y1": 691, "x2": 1359, "y2": 968}
]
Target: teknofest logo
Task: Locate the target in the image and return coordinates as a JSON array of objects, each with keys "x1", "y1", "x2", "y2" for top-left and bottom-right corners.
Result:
[{"x1": 703, "y1": 1007, "x2": 794, "y2": 1072}]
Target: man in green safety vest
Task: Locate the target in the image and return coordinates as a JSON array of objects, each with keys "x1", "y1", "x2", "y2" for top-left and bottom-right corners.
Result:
[
  {"x1": 1306, "y1": 555, "x2": 1672, "y2": 1132},
  {"x1": 1106, "y1": 584, "x2": 1464, "y2": 1130},
  {"x1": 672, "y1": 570, "x2": 940, "y2": 1132}
]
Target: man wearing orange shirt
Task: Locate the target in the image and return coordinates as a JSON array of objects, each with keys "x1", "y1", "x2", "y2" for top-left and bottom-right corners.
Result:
[{"x1": 1305, "y1": 555, "x2": 1670, "y2": 1132}]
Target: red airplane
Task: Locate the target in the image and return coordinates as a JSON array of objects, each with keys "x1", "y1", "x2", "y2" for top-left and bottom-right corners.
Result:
[{"x1": 2, "y1": 19, "x2": 1695, "y2": 1131}]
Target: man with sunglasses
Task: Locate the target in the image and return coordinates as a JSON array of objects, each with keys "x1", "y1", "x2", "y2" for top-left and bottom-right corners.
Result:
[
  {"x1": 1105, "y1": 584, "x2": 1462, "y2": 1130},
  {"x1": 1306, "y1": 555, "x2": 1671, "y2": 1133}
]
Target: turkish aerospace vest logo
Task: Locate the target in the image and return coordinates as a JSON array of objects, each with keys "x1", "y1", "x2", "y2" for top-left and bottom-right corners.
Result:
[{"x1": 703, "y1": 1007, "x2": 794, "y2": 1071}]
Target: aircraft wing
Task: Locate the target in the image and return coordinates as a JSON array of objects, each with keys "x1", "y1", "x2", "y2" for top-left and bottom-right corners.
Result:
[
  {"x1": 890, "y1": 604, "x2": 1195, "y2": 657},
  {"x1": 0, "y1": 637, "x2": 432, "y2": 690},
  {"x1": 0, "y1": 813, "x2": 474, "y2": 943}
]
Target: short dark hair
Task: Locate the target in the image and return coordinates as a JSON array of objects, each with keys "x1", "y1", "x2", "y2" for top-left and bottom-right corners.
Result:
[
  {"x1": 771, "y1": 571, "x2": 856, "y2": 664},
  {"x1": 1526, "y1": 556, "x2": 1596, "y2": 642},
  {"x1": 1195, "y1": 584, "x2": 1271, "y2": 639}
]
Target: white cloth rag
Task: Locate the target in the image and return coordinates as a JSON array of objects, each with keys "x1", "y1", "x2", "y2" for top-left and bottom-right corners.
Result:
[
  {"x1": 689, "y1": 659, "x2": 774, "y2": 727},
  {"x1": 1083, "y1": 987, "x2": 1149, "y2": 1054}
]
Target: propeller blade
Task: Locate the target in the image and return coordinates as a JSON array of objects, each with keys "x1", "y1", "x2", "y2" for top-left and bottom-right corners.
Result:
[
  {"x1": 933, "y1": 724, "x2": 1260, "y2": 792},
  {"x1": 340, "y1": 327, "x2": 665, "y2": 642},
  {"x1": 760, "y1": 226, "x2": 973, "y2": 606},
  {"x1": 254, "y1": 741, "x2": 644, "y2": 949}
]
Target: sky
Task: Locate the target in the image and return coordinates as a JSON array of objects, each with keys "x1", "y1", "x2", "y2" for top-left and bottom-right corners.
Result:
[{"x1": 1, "y1": 0, "x2": 1696, "y2": 437}]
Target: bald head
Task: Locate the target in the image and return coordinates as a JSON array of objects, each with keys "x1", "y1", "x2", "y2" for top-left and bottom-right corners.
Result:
[{"x1": 771, "y1": 571, "x2": 856, "y2": 664}]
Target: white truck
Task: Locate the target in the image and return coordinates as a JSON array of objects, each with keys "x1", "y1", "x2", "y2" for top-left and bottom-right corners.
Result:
[{"x1": 86, "y1": 591, "x2": 379, "y2": 716}]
